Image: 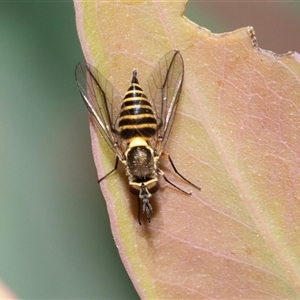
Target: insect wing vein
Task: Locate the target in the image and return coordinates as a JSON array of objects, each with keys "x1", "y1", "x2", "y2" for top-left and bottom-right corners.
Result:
[
  {"x1": 147, "y1": 50, "x2": 184, "y2": 154},
  {"x1": 75, "y1": 62, "x2": 122, "y2": 157}
]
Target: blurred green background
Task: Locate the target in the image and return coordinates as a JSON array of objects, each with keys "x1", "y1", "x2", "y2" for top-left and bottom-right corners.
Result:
[{"x1": 1, "y1": 2, "x2": 299, "y2": 299}]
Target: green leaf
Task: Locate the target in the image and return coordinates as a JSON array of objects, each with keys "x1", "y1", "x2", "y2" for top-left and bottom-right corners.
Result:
[{"x1": 74, "y1": 1, "x2": 300, "y2": 298}]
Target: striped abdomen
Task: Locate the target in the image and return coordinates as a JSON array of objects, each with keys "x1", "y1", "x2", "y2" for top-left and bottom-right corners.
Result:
[{"x1": 118, "y1": 70, "x2": 157, "y2": 141}]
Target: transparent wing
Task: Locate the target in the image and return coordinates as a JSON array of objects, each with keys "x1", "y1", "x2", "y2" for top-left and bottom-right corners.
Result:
[
  {"x1": 147, "y1": 50, "x2": 184, "y2": 154},
  {"x1": 75, "y1": 62, "x2": 124, "y2": 158}
]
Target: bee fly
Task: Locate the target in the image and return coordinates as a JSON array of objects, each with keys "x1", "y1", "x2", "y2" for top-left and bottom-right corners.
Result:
[{"x1": 75, "y1": 50, "x2": 201, "y2": 224}]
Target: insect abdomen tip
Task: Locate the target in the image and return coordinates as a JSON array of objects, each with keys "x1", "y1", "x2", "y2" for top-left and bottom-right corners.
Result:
[{"x1": 132, "y1": 70, "x2": 139, "y2": 84}]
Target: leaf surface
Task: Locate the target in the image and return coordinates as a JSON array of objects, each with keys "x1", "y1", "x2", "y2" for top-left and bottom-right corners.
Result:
[
  {"x1": 74, "y1": 1, "x2": 300, "y2": 298},
  {"x1": 0, "y1": 280, "x2": 17, "y2": 300}
]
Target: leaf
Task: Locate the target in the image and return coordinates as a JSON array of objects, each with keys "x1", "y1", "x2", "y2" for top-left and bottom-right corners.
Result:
[
  {"x1": 0, "y1": 280, "x2": 17, "y2": 300},
  {"x1": 74, "y1": 1, "x2": 300, "y2": 298}
]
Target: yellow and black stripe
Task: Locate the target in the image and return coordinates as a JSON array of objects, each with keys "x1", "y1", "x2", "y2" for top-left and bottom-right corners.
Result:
[{"x1": 119, "y1": 70, "x2": 157, "y2": 141}]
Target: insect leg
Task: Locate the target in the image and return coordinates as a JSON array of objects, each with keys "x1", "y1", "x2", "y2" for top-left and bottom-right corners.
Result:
[
  {"x1": 97, "y1": 158, "x2": 119, "y2": 183},
  {"x1": 137, "y1": 196, "x2": 141, "y2": 225},
  {"x1": 158, "y1": 169, "x2": 191, "y2": 194},
  {"x1": 162, "y1": 152, "x2": 201, "y2": 190},
  {"x1": 139, "y1": 183, "x2": 152, "y2": 223}
]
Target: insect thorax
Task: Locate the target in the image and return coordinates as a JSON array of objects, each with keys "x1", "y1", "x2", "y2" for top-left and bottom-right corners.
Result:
[
  {"x1": 123, "y1": 137, "x2": 158, "y2": 194},
  {"x1": 126, "y1": 146, "x2": 156, "y2": 180}
]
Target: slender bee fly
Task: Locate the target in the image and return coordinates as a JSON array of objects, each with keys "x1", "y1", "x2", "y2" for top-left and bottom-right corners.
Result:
[{"x1": 75, "y1": 50, "x2": 200, "y2": 224}]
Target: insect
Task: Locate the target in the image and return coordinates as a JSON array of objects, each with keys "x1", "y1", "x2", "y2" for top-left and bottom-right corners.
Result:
[{"x1": 75, "y1": 50, "x2": 201, "y2": 224}]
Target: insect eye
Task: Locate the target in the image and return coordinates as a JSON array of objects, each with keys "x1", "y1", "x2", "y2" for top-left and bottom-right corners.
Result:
[
  {"x1": 129, "y1": 182, "x2": 159, "y2": 195},
  {"x1": 148, "y1": 182, "x2": 159, "y2": 194},
  {"x1": 129, "y1": 185, "x2": 139, "y2": 195}
]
